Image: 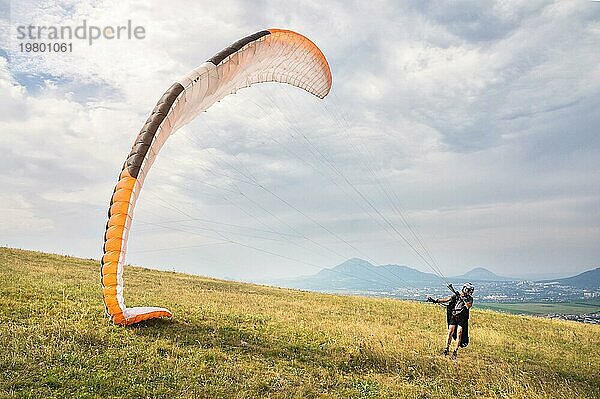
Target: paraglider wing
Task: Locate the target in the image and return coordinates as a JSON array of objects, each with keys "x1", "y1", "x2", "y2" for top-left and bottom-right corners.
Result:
[{"x1": 100, "y1": 29, "x2": 332, "y2": 325}]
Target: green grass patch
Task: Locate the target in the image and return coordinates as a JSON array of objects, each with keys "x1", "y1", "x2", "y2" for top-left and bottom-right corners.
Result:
[{"x1": 1, "y1": 247, "x2": 599, "y2": 398}]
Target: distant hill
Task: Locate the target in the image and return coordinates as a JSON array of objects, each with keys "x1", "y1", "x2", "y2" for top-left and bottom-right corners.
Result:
[
  {"x1": 551, "y1": 267, "x2": 600, "y2": 290},
  {"x1": 273, "y1": 259, "x2": 600, "y2": 301},
  {"x1": 275, "y1": 260, "x2": 520, "y2": 293},
  {"x1": 275, "y1": 258, "x2": 440, "y2": 292},
  {"x1": 452, "y1": 267, "x2": 515, "y2": 282}
]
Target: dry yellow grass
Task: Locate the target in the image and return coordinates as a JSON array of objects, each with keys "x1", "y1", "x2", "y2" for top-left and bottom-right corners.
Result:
[{"x1": 1, "y1": 247, "x2": 599, "y2": 398}]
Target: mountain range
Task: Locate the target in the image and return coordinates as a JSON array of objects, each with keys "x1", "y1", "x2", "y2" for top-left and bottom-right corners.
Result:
[
  {"x1": 545, "y1": 267, "x2": 600, "y2": 290},
  {"x1": 273, "y1": 259, "x2": 600, "y2": 295}
]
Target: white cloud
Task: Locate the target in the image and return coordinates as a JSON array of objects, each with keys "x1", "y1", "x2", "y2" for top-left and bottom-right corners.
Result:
[{"x1": 0, "y1": 193, "x2": 53, "y2": 234}]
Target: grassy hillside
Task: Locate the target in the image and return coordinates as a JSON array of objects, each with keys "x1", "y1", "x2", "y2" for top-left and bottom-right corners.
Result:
[{"x1": 1, "y1": 247, "x2": 599, "y2": 398}]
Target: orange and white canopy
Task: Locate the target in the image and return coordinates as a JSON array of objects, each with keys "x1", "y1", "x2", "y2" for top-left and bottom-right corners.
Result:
[{"x1": 101, "y1": 29, "x2": 332, "y2": 325}]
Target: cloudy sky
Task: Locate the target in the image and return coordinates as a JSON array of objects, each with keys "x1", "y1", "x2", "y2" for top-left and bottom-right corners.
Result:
[{"x1": 1, "y1": 0, "x2": 599, "y2": 282}]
